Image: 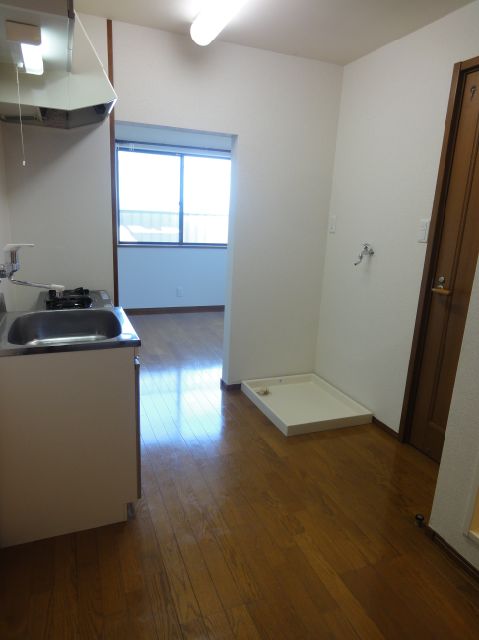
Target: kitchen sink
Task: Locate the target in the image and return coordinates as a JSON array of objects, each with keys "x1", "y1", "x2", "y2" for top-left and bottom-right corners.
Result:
[{"x1": 7, "y1": 309, "x2": 123, "y2": 347}]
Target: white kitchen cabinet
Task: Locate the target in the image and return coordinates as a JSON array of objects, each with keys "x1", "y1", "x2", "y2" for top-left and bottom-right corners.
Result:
[{"x1": 0, "y1": 346, "x2": 140, "y2": 547}]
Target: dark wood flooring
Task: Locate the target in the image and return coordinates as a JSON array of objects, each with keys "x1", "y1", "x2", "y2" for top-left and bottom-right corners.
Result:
[{"x1": 1, "y1": 311, "x2": 479, "y2": 639}]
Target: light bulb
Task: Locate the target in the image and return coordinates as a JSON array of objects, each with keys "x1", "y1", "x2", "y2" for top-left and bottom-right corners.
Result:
[{"x1": 190, "y1": 0, "x2": 249, "y2": 47}]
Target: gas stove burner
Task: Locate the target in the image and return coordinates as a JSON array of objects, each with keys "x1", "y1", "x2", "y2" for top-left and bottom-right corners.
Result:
[
  {"x1": 49, "y1": 287, "x2": 90, "y2": 299},
  {"x1": 46, "y1": 296, "x2": 93, "y2": 310},
  {"x1": 63, "y1": 287, "x2": 90, "y2": 297},
  {"x1": 46, "y1": 287, "x2": 93, "y2": 310}
]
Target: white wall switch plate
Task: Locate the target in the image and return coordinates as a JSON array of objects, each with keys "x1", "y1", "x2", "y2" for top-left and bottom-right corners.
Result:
[
  {"x1": 418, "y1": 218, "x2": 430, "y2": 243},
  {"x1": 328, "y1": 215, "x2": 337, "y2": 234},
  {"x1": 176, "y1": 286, "x2": 184, "y2": 297}
]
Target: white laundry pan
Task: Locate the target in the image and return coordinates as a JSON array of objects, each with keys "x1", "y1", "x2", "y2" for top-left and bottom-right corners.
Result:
[{"x1": 242, "y1": 374, "x2": 372, "y2": 436}]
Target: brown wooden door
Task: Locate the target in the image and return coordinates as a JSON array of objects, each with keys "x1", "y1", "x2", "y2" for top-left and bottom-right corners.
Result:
[{"x1": 407, "y1": 60, "x2": 479, "y2": 462}]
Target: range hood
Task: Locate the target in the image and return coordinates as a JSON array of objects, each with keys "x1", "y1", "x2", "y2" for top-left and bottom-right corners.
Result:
[{"x1": 0, "y1": 1, "x2": 117, "y2": 128}]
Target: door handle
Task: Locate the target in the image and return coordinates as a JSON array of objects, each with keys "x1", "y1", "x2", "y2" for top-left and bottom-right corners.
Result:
[{"x1": 432, "y1": 275, "x2": 452, "y2": 295}]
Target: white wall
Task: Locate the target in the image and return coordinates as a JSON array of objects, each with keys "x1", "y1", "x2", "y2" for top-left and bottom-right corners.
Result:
[
  {"x1": 112, "y1": 22, "x2": 343, "y2": 383},
  {"x1": 3, "y1": 121, "x2": 113, "y2": 311},
  {"x1": 118, "y1": 246, "x2": 227, "y2": 308},
  {"x1": 430, "y1": 263, "x2": 479, "y2": 569},
  {"x1": 315, "y1": 1, "x2": 479, "y2": 429},
  {"x1": 0, "y1": 125, "x2": 13, "y2": 309},
  {"x1": 78, "y1": 13, "x2": 109, "y2": 69},
  {"x1": 2, "y1": 15, "x2": 113, "y2": 311}
]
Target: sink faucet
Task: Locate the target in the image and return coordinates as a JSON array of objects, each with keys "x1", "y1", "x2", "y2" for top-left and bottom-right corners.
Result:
[{"x1": 0, "y1": 244, "x2": 65, "y2": 295}]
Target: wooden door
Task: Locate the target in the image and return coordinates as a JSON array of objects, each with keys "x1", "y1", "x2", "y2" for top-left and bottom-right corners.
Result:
[{"x1": 402, "y1": 57, "x2": 479, "y2": 462}]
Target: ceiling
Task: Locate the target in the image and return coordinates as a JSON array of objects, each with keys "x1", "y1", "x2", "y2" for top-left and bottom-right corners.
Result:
[{"x1": 74, "y1": 0, "x2": 474, "y2": 64}]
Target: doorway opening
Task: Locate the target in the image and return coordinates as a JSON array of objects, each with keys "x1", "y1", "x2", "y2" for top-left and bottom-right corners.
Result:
[{"x1": 112, "y1": 122, "x2": 233, "y2": 315}]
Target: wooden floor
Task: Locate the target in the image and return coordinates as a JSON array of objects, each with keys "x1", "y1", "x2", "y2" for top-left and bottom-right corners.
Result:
[{"x1": 1, "y1": 311, "x2": 479, "y2": 639}]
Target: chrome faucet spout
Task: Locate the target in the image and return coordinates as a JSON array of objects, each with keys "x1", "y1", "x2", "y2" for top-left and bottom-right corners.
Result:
[
  {"x1": 8, "y1": 276, "x2": 65, "y2": 294},
  {"x1": 0, "y1": 243, "x2": 64, "y2": 294}
]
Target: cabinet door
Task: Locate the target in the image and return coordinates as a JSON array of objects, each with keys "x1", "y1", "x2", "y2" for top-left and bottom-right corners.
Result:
[{"x1": 0, "y1": 347, "x2": 138, "y2": 547}]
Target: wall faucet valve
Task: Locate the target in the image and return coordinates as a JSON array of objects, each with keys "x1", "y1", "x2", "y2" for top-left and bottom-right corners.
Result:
[{"x1": 354, "y1": 242, "x2": 375, "y2": 266}]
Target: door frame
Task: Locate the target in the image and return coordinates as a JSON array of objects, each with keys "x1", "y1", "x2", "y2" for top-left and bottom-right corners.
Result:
[
  {"x1": 107, "y1": 19, "x2": 120, "y2": 306},
  {"x1": 399, "y1": 54, "x2": 479, "y2": 443}
]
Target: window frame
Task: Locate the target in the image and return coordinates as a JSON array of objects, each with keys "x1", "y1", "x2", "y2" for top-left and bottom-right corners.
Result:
[{"x1": 115, "y1": 140, "x2": 231, "y2": 248}]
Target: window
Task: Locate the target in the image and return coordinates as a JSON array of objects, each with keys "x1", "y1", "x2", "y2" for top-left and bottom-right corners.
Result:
[{"x1": 117, "y1": 143, "x2": 231, "y2": 245}]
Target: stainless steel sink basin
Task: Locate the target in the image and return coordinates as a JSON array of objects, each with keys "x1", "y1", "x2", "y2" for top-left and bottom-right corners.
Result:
[{"x1": 7, "y1": 309, "x2": 123, "y2": 346}]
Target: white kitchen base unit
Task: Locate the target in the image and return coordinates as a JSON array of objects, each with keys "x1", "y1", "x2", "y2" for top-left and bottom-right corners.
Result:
[
  {"x1": 241, "y1": 374, "x2": 372, "y2": 436},
  {"x1": 0, "y1": 347, "x2": 140, "y2": 547}
]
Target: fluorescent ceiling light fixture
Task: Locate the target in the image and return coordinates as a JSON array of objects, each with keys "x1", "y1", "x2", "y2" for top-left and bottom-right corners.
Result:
[
  {"x1": 190, "y1": 0, "x2": 249, "y2": 47},
  {"x1": 5, "y1": 21, "x2": 44, "y2": 75},
  {"x1": 20, "y1": 43, "x2": 44, "y2": 75}
]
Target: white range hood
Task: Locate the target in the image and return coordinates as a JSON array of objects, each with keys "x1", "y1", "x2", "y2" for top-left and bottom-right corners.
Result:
[{"x1": 0, "y1": 0, "x2": 117, "y2": 128}]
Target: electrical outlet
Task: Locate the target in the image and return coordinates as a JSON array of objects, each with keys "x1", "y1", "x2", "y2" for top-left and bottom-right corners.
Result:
[
  {"x1": 328, "y1": 215, "x2": 337, "y2": 234},
  {"x1": 176, "y1": 286, "x2": 184, "y2": 298}
]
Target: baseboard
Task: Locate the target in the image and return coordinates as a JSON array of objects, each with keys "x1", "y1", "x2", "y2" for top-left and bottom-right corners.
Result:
[
  {"x1": 372, "y1": 416, "x2": 399, "y2": 439},
  {"x1": 125, "y1": 305, "x2": 225, "y2": 315},
  {"x1": 425, "y1": 526, "x2": 479, "y2": 582},
  {"x1": 220, "y1": 379, "x2": 241, "y2": 391}
]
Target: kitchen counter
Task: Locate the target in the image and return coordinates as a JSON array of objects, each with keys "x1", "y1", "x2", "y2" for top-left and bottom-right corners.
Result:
[
  {"x1": 0, "y1": 289, "x2": 141, "y2": 547},
  {"x1": 0, "y1": 343, "x2": 141, "y2": 547},
  {"x1": 0, "y1": 290, "x2": 140, "y2": 357},
  {"x1": 0, "y1": 306, "x2": 140, "y2": 357}
]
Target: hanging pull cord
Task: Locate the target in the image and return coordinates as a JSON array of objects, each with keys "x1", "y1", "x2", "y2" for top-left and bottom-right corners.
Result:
[{"x1": 15, "y1": 65, "x2": 26, "y2": 167}]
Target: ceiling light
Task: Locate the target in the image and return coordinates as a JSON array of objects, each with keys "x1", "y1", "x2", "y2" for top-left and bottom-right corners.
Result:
[
  {"x1": 5, "y1": 21, "x2": 44, "y2": 76},
  {"x1": 190, "y1": 0, "x2": 249, "y2": 47}
]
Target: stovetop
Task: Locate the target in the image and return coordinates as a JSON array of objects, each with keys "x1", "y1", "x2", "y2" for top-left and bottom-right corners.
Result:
[
  {"x1": 46, "y1": 287, "x2": 93, "y2": 310},
  {"x1": 38, "y1": 288, "x2": 113, "y2": 311}
]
